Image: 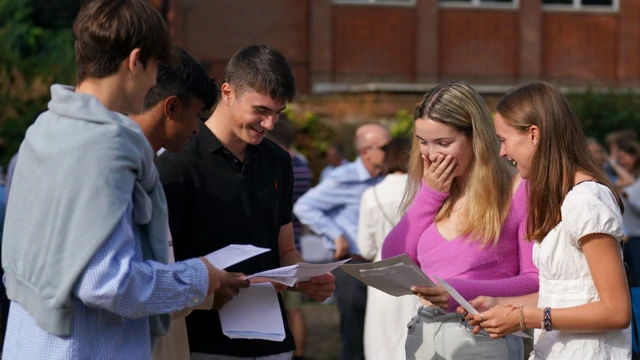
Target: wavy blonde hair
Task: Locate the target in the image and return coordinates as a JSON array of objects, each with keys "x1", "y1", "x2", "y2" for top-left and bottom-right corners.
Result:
[{"x1": 401, "y1": 81, "x2": 515, "y2": 246}]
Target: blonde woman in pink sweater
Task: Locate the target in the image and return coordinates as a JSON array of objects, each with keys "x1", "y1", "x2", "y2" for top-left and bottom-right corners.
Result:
[{"x1": 381, "y1": 81, "x2": 539, "y2": 360}]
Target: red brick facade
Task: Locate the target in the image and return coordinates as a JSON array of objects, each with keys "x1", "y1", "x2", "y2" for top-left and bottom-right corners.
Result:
[{"x1": 157, "y1": 0, "x2": 640, "y2": 94}]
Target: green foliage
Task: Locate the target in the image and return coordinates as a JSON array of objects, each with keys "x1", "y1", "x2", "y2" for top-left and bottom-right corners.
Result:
[
  {"x1": 567, "y1": 88, "x2": 640, "y2": 142},
  {"x1": 0, "y1": 0, "x2": 75, "y2": 165},
  {"x1": 390, "y1": 109, "x2": 413, "y2": 138},
  {"x1": 285, "y1": 108, "x2": 336, "y2": 183}
]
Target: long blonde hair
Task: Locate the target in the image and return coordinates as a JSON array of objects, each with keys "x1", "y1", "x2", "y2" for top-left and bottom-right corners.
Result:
[
  {"x1": 401, "y1": 81, "x2": 515, "y2": 246},
  {"x1": 496, "y1": 81, "x2": 623, "y2": 242}
]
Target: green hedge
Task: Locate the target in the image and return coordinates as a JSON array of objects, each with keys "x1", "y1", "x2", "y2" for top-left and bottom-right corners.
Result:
[{"x1": 567, "y1": 88, "x2": 640, "y2": 142}]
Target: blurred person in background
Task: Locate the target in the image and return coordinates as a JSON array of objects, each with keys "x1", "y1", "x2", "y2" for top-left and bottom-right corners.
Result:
[
  {"x1": 587, "y1": 137, "x2": 618, "y2": 184},
  {"x1": 609, "y1": 137, "x2": 640, "y2": 190},
  {"x1": 266, "y1": 115, "x2": 313, "y2": 360},
  {"x1": 319, "y1": 144, "x2": 348, "y2": 182},
  {"x1": 607, "y1": 129, "x2": 637, "y2": 160},
  {"x1": 294, "y1": 123, "x2": 391, "y2": 360},
  {"x1": 357, "y1": 136, "x2": 419, "y2": 360},
  {"x1": 613, "y1": 139, "x2": 640, "y2": 286}
]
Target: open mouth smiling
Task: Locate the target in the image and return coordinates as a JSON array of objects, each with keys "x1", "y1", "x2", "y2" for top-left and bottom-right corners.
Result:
[{"x1": 249, "y1": 126, "x2": 265, "y2": 134}]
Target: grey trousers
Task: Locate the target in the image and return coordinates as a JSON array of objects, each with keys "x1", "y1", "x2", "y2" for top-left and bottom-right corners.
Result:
[{"x1": 405, "y1": 306, "x2": 524, "y2": 360}]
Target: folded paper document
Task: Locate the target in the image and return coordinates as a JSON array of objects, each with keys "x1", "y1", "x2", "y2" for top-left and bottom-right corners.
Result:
[
  {"x1": 338, "y1": 254, "x2": 435, "y2": 296},
  {"x1": 246, "y1": 259, "x2": 351, "y2": 287},
  {"x1": 339, "y1": 255, "x2": 531, "y2": 339}
]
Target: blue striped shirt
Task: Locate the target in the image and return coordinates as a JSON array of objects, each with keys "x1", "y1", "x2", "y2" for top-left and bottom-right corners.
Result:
[
  {"x1": 1, "y1": 204, "x2": 209, "y2": 360},
  {"x1": 291, "y1": 154, "x2": 313, "y2": 252}
]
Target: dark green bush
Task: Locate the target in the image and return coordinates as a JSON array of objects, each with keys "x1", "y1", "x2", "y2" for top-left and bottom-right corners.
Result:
[
  {"x1": 567, "y1": 88, "x2": 640, "y2": 143},
  {"x1": 0, "y1": 0, "x2": 75, "y2": 166}
]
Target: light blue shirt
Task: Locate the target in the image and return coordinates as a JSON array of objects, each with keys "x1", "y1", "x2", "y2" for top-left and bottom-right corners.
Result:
[
  {"x1": 319, "y1": 159, "x2": 349, "y2": 183},
  {"x1": 293, "y1": 157, "x2": 381, "y2": 255},
  {"x1": 1, "y1": 204, "x2": 208, "y2": 360}
]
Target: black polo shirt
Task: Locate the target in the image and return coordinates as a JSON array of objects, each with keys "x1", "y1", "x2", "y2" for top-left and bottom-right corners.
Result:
[{"x1": 155, "y1": 122, "x2": 295, "y2": 357}]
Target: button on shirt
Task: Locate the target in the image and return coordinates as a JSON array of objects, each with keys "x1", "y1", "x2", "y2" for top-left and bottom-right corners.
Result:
[
  {"x1": 1, "y1": 204, "x2": 209, "y2": 360},
  {"x1": 293, "y1": 157, "x2": 382, "y2": 255}
]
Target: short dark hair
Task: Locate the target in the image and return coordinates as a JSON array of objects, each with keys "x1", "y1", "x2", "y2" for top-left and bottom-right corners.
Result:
[
  {"x1": 327, "y1": 144, "x2": 344, "y2": 155},
  {"x1": 223, "y1": 44, "x2": 296, "y2": 103},
  {"x1": 606, "y1": 129, "x2": 638, "y2": 148},
  {"x1": 383, "y1": 137, "x2": 410, "y2": 174},
  {"x1": 615, "y1": 138, "x2": 640, "y2": 174},
  {"x1": 143, "y1": 48, "x2": 218, "y2": 112},
  {"x1": 73, "y1": 0, "x2": 172, "y2": 83},
  {"x1": 266, "y1": 114, "x2": 295, "y2": 149}
]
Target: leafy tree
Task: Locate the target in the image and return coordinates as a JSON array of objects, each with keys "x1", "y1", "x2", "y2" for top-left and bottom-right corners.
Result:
[{"x1": 0, "y1": 0, "x2": 75, "y2": 166}]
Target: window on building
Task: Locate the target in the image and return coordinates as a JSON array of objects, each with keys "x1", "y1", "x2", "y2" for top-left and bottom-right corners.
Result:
[
  {"x1": 439, "y1": 0, "x2": 519, "y2": 8},
  {"x1": 543, "y1": 0, "x2": 617, "y2": 10}
]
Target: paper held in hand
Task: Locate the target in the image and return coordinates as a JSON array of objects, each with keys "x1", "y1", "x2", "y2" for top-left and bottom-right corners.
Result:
[
  {"x1": 338, "y1": 254, "x2": 435, "y2": 297},
  {"x1": 203, "y1": 244, "x2": 270, "y2": 270},
  {"x1": 246, "y1": 259, "x2": 351, "y2": 287},
  {"x1": 218, "y1": 283, "x2": 286, "y2": 342},
  {"x1": 433, "y1": 276, "x2": 531, "y2": 339},
  {"x1": 216, "y1": 255, "x2": 348, "y2": 342}
]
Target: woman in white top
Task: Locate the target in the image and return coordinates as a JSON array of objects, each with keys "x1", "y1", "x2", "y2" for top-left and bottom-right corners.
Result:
[
  {"x1": 357, "y1": 137, "x2": 419, "y2": 360},
  {"x1": 460, "y1": 81, "x2": 632, "y2": 359}
]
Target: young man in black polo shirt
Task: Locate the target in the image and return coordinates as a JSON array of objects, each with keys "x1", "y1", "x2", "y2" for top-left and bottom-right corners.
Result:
[{"x1": 156, "y1": 44, "x2": 335, "y2": 360}]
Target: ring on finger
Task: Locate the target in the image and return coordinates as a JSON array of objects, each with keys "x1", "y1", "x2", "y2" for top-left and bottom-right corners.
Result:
[{"x1": 479, "y1": 313, "x2": 485, "y2": 322}]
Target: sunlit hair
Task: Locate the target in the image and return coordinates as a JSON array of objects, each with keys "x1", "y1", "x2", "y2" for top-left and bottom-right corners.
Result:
[
  {"x1": 401, "y1": 81, "x2": 515, "y2": 246},
  {"x1": 496, "y1": 81, "x2": 623, "y2": 242}
]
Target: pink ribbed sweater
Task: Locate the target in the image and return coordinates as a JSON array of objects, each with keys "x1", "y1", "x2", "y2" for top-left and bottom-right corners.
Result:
[{"x1": 381, "y1": 180, "x2": 539, "y2": 312}]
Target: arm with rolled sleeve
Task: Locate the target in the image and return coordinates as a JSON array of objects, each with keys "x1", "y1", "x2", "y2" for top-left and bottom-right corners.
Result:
[
  {"x1": 293, "y1": 177, "x2": 347, "y2": 249},
  {"x1": 73, "y1": 205, "x2": 209, "y2": 318}
]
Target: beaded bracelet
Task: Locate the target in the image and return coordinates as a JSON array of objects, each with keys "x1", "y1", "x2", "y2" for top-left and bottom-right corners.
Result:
[{"x1": 539, "y1": 307, "x2": 552, "y2": 340}]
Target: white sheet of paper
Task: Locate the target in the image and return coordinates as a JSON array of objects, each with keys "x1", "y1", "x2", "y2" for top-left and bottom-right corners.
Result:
[
  {"x1": 246, "y1": 259, "x2": 350, "y2": 285},
  {"x1": 294, "y1": 259, "x2": 351, "y2": 282},
  {"x1": 247, "y1": 264, "x2": 299, "y2": 279},
  {"x1": 338, "y1": 254, "x2": 435, "y2": 297},
  {"x1": 218, "y1": 283, "x2": 285, "y2": 341},
  {"x1": 250, "y1": 276, "x2": 298, "y2": 287},
  {"x1": 434, "y1": 276, "x2": 531, "y2": 339},
  {"x1": 204, "y1": 244, "x2": 270, "y2": 270}
]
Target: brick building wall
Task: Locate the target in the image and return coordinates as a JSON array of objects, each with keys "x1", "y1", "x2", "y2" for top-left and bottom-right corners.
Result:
[{"x1": 158, "y1": 0, "x2": 640, "y2": 94}]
